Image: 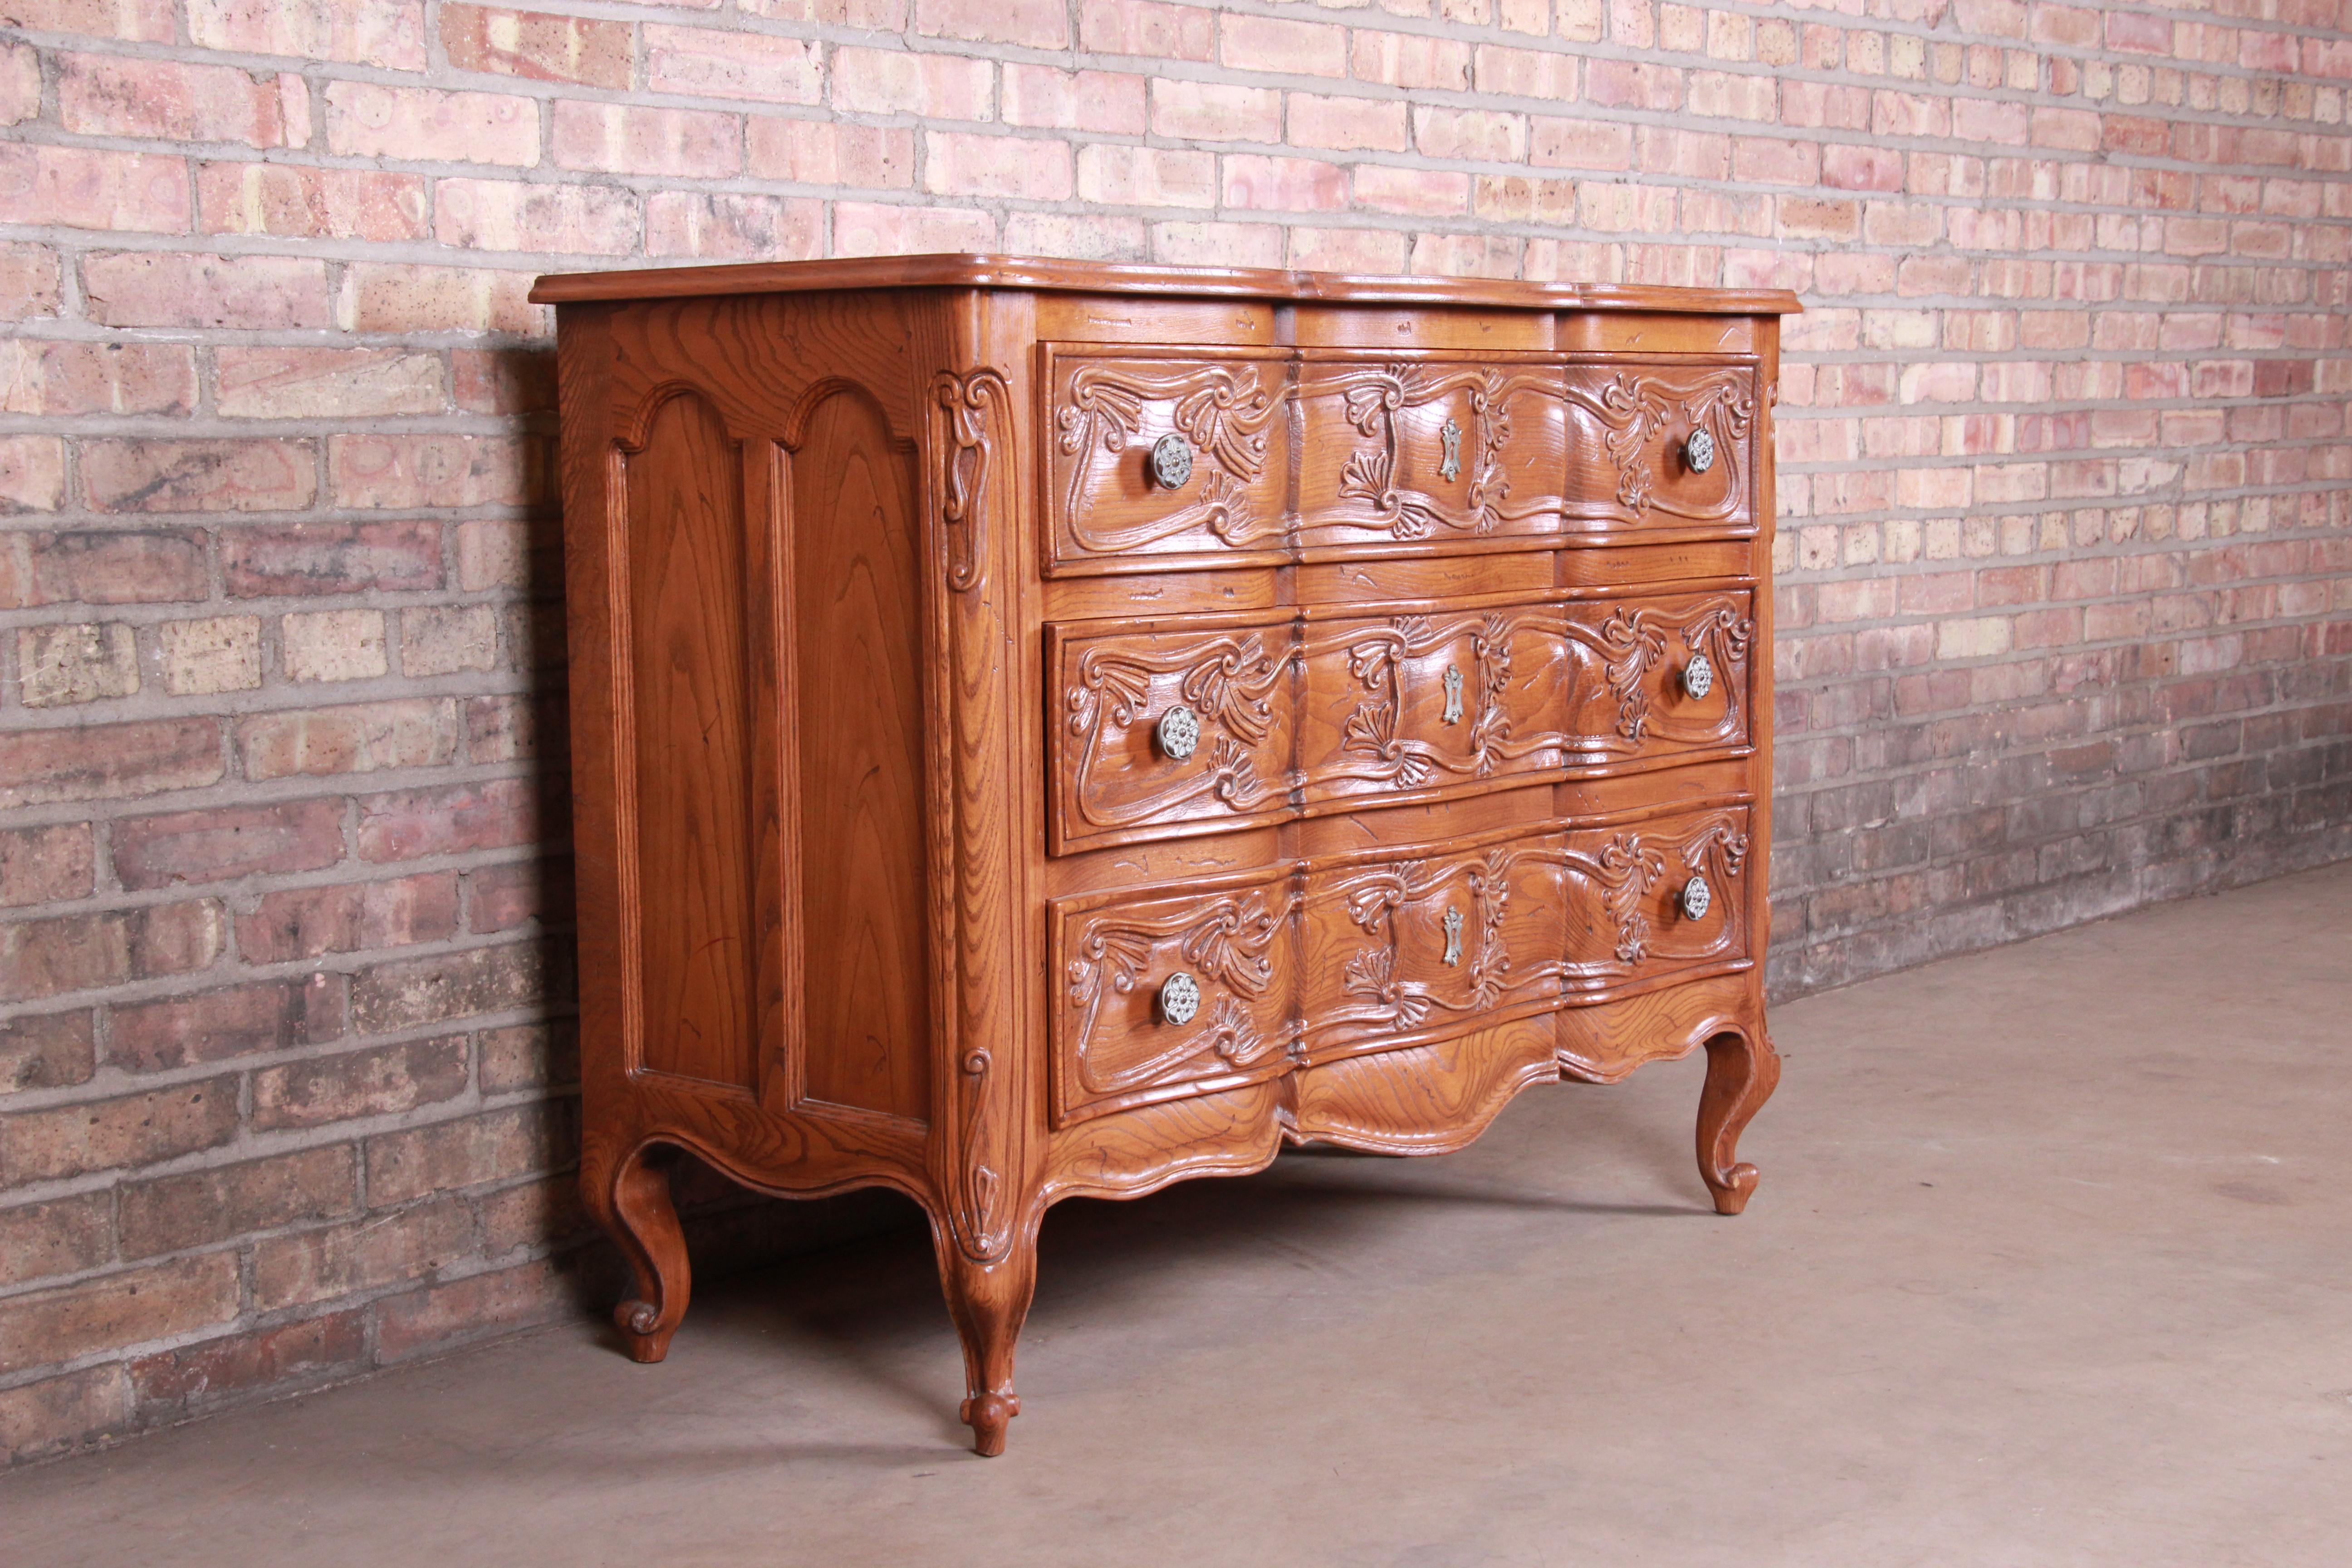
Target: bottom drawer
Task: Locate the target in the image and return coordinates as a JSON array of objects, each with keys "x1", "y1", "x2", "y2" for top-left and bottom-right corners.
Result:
[{"x1": 1050, "y1": 800, "x2": 1754, "y2": 1124}]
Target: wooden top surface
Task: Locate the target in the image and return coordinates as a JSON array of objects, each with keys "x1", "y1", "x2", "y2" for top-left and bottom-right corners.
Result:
[{"x1": 527, "y1": 253, "x2": 1803, "y2": 314}]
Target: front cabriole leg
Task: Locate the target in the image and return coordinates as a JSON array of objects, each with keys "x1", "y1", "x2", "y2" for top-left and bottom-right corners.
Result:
[
  {"x1": 1696, "y1": 1025, "x2": 1781, "y2": 1215},
  {"x1": 930, "y1": 1200, "x2": 1041, "y2": 1457},
  {"x1": 582, "y1": 1136, "x2": 693, "y2": 1362}
]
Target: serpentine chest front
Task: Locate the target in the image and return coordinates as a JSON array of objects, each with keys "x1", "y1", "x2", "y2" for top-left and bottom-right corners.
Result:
[{"x1": 535, "y1": 255, "x2": 1797, "y2": 1456}]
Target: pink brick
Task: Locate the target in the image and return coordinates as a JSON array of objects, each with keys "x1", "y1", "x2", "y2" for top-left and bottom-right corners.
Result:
[
  {"x1": 223, "y1": 521, "x2": 442, "y2": 596},
  {"x1": 1414, "y1": 107, "x2": 1527, "y2": 162},
  {"x1": 358, "y1": 778, "x2": 543, "y2": 862},
  {"x1": 190, "y1": 0, "x2": 425, "y2": 68},
  {"x1": 833, "y1": 201, "x2": 996, "y2": 257},
  {"x1": 434, "y1": 179, "x2": 642, "y2": 255},
  {"x1": 917, "y1": 0, "x2": 1068, "y2": 45},
  {"x1": 237, "y1": 874, "x2": 459, "y2": 964},
  {"x1": 1077, "y1": 145, "x2": 1217, "y2": 208},
  {"x1": 0, "y1": 244, "x2": 61, "y2": 320},
  {"x1": 326, "y1": 83, "x2": 539, "y2": 166},
  {"x1": 922, "y1": 131, "x2": 1073, "y2": 201},
  {"x1": 1003, "y1": 67, "x2": 1148, "y2": 135},
  {"x1": 746, "y1": 120, "x2": 914, "y2": 187},
  {"x1": 1151, "y1": 80, "x2": 1282, "y2": 142},
  {"x1": 1531, "y1": 117, "x2": 1635, "y2": 171},
  {"x1": 0, "y1": 343, "x2": 196, "y2": 417},
  {"x1": 82, "y1": 440, "x2": 317, "y2": 514},
  {"x1": 1287, "y1": 225, "x2": 1409, "y2": 274},
  {"x1": 1221, "y1": 154, "x2": 1349, "y2": 211},
  {"x1": 1732, "y1": 137, "x2": 1821, "y2": 186},
  {"x1": 1220, "y1": 14, "x2": 1348, "y2": 77},
  {"x1": 5, "y1": 0, "x2": 175, "y2": 40},
  {"x1": 1822, "y1": 143, "x2": 1905, "y2": 193},
  {"x1": 1081, "y1": 0, "x2": 1215, "y2": 59},
  {"x1": 1474, "y1": 43, "x2": 1576, "y2": 100},
  {"x1": 2106, "y1": 10, "x2": 2172, "y2": 52},
  {"x1": 0, "y1": 147, "x2": 190, "y2": 234},
  {"x1": 646, "y1": 24, "x2": 822, "y2": 103},
  {"x1": 646, "y1": 192, "x2": 824, "y2": 260},
  {"x1": 236, "y1": 701, "x2": 460, "y2": 781},
  {"x1": 442, "y1": 5, "x2": 632, "y2": 88},
  {"x1": 1354, "y1": 164, "x2": 1470, "y2": 217},
  {"x1": 2031, "y1": 108, "x2": 2101, "y2": 152},
  {"x1": 57, "y1": 53, "x2": 307, "y2": 148},
  {"x1": 1687, "y1": 70, "x2": 1775, "y2": 122},
  {"x1": 0, "y1": 720, "x2": 224, "y2": 809},
  {"x1": 1289, "y1": 93, "x2": 1410, "y2": 153},
  {"x1": 328, "y1": 435, "x2": 541, "y2": 510},
  {"x1": 1353, "y1": 32, "x2": 1471, "y2": 91},
  {"x1": 83, "y1": 252, "x2": 331, "y2": 331},
  {"x1": 1585, "y1": 59, "x2": 1683, "y2": 112},
  {"x1": 0, "y1": 824, "x2": 95, "y2": 909},
  {"x1": 831, "y1": 48, "x2": 992, "y2": 120},
  {"x1": 552, "y1": 103, "x2": 740, "y2": 178},
  {"x1": 112, "y1": 799, "x2": 345, "y2": 891},
  {"x1": 215, "y1": 349, "x2": 444, "y2": 420},
  {"x1": 197, "y1": 164, "x2": 427, "y2": 242}
]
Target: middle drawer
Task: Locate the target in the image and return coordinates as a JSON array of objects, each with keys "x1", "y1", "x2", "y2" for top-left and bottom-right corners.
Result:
[{"x1": 1050, "y1": 586, "x2": 1755, "y2": 854}]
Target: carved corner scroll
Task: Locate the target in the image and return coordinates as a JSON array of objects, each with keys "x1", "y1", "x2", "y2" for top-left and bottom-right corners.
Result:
[
  {"x1": 933, "y1": 368, "x2": 1011, "y2": 594},
  {"x1": 1563, "y1": 369, "x2": 1755, "y2": 524},
  {"x1": 1051, "y1": 357, "x2": 1285, "y2": 558}
]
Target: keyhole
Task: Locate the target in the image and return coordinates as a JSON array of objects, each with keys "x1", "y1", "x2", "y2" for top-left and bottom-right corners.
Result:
[
  {"x1": 1441, "y1": 664, "x2": 1464, "y2": 725},
  {"x1": 1441, "y1": 907, "x2": 1463, "y2": 966}
]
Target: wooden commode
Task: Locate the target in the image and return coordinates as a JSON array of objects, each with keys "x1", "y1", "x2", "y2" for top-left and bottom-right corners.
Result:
[{"x1": 530, "y1": 255, "x2": 1800, "y2": 1455}]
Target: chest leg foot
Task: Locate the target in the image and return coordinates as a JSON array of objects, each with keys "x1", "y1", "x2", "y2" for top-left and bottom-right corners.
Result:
[
  {"x1": 1697, "y1": 1026, "x2": 1780, "y2": 1215},
  {"x1": 932, "y1": 1220, "x2": 1038, "y2": 1456},
  {"x1": 584, "y1": 1139, "x2": 692, "y2": 1362}
]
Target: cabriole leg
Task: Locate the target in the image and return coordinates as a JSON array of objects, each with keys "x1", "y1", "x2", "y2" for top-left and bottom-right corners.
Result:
[
  {"x1": 584, "y1": 1140, "x2": 692, "y2": 1362},
  {"x1": 931, "y1": 1220, "x2": 1039, "y2": 1457},
  {"x1": 1697, "y1": 1027, "x2": 1781, "y2": 1216}
]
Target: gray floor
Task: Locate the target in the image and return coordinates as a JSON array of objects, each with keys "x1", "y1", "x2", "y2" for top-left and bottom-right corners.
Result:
[{"x1": 6, "y1": 862, "x2": 2349, "y2": 1567}]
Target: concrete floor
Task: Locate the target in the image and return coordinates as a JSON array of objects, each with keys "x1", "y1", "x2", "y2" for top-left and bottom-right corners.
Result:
[{"x1": 5, "y1": 862, "x2": 2349, "y2": 1566}]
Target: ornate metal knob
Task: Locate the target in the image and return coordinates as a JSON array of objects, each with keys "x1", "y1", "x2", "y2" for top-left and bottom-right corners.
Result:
[
  {"x1": 1155, "y1": 704, "x2": 1200, "y2": 761},
  {"x1": 1684, "y1": 427, "x2": 1716, "y2": 473},
  {"x1": 1682, "y1": 653, "x2": 1715, "y2": 700},
  {"x1": 1158, "y1": 971, "x2": 1201, "y2": 1026},
  {"x1": 1149, "y1": 431, "x2": 1193, "y2": 490},
  {"x1": 1681, "y1": 875, "x2": 1712, "y2": 920}
]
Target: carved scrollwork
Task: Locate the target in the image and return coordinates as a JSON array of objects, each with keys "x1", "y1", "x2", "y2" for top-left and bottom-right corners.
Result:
[
  {"x1": 1563, "y1": 597, "x2": 1755, "y2": 750},
  {"x1": 1327, "y1": 364, "x2": 1555, "y2": 540},
  {"x1": 1323, "y1": 612, "x2": 1567, "y2": 792},
  {"x1": 932, "y1": 369, "x2": 1010, "y2": 593},
  {"x1": 1563, "y1": 371, "x2": 1754, "y2": 520},
  {"x1": 1063, "y1": 892, "x2": 1295, "y2": 1095},
  {"x1": 1328, "y1": 851, "x2": 1529, "y2": 1036},
  {"x1": 1554, "y1": 813, "x2": 1747, "y2": 975},
  {"x1": 1064, "y1": 632, "x2": 1294, "y2": 830},
  {"x1": 1056, "y1": 361, "x2": 1284, "y2": 553}
]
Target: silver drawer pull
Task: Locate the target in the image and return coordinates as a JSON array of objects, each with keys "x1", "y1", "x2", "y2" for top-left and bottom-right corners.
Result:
[
  {"x1": 1682, "y1": 653, "x2": 1715, "y2": 700},
  {"x1": 1684, "y1": 427, "x2": 1715, "y2": 473},
  {"x1": 1150, "y1": 431, "x2": 1193, "y2": 489},
  {"x1": 1441, "y1": 663, "x2": 1464, "y2": 724},
  {"x1": 1439, "y1": 417, "x2": 1462, "y2": 481},
  {"x1": 1441, "y1": 906, "x2": 1463, "y2": 966},
  {"x1": 1155, "y1": 704, "x2": 1200, "y2": 761},
  {"x1": 1158, "y1": 971, "x2": 1201, "y2": 1026},
  {"x1": 1681, "y1": 875, "x2": 1712, "y2": 920}
]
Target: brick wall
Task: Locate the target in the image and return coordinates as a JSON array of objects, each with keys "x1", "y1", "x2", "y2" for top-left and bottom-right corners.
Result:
[{"x1": 3, "y1": 0, "x2": 2349, "y2": 1465}]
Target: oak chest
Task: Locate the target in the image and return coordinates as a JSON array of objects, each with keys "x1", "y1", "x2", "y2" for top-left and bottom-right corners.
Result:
[{"x1": 532, "y1": 255, "x2": 1799, "y2": 1455}]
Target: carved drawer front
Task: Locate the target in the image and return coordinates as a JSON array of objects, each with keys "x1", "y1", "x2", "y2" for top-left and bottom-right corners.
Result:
[
  {"x1": 1560, "y1": 362, "x2": 1757, "y2": 536},
  {"x1": 1558, "y1": 804, "x2": 1754, "y2": 994},
  {"x1": 1051, "y1": 617, "x2": 1300, "y2": 854},
  {"x1": 1299, "y1": 606, "x2": 1571, "y2": 807},
  {"x1": 1557, "y1": 589, "x2": 1755, "y2": 769},
  {"x1": 1295, "y1": 358, "x2": 1570, "y2": 551},
  {"x1": 1301, "y1": 840, "x2": 1571, "y2": 1059},
  {"x1": 1054, "y1": 877, "x2": 1301, "y2": 1124},
  {"x1": 1046, "y1": 348, "x2": 1291, "y2": 574}
]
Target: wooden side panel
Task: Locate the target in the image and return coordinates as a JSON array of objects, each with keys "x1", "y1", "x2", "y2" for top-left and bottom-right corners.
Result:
[
  {"x1": 624, "y1": 392, "x2": 759, "y2": 1088},
  {"x1": 790, "y1": 390, "x2": 932, "y2": 1121}
]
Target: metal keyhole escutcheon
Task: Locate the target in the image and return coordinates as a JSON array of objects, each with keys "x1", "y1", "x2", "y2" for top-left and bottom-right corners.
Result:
[
  {"x1": 1158, "y1": 971, "x2": 1201, "y2": 1026},
  {"x1": 1150, "y1": 431, "x2": 1194, "y2": 490},
  {"x1": 1681, "y1": 875, "x2": 1712, "y2": 920},
  {"x1": 1441, "y1": 663, "x2": 1464, "y2": 724},
  {"x1": 1684, "y1": 427, "x2": 1715, "y2": 474},
  {"x1": 1439, "y1": 417, "x2": 1463, "y2": 482},
  {"x1": 1441, "y1": 906, "x2": 1464, "y2": 966},
  {"x1": 1155, "y1": 704, "x2": 1200, "y2": 762},
  {"x1": 1683, "y1": 653, "x2": 1715, "y2": 700}
]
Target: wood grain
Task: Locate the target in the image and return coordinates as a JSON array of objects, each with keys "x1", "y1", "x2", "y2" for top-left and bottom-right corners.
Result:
[
  {"x1": 623, "y1": 391, "x2": 759, "y2": 1088},
  {"x1": 788, "y1": 390, "x2": 933, "y2": 1121}
]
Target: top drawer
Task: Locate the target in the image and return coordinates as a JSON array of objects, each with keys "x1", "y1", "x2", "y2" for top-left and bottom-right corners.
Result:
[{"x1": 1044, "y1": 346, "x2": 1759, "y2": 577}]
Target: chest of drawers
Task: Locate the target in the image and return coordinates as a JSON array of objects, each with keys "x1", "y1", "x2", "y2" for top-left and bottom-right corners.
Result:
[{"x1": 533, "y1": 256, "x2": 1798, "y2": 1455}]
